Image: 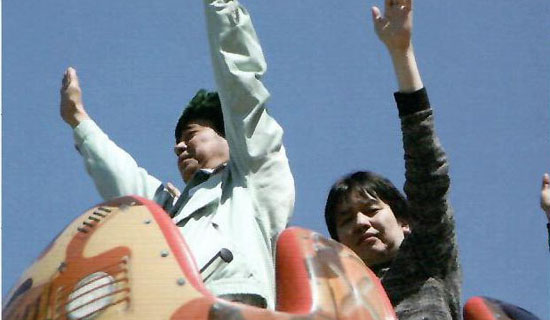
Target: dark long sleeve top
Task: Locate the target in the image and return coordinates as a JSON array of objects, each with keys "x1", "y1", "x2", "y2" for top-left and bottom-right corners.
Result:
[{"x1": 374, "y1": 88, "x2": 462, "y2": 320}]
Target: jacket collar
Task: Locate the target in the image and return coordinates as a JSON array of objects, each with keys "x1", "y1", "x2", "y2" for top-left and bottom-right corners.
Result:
[{"x1": 172, "y1": 167, "x2": 225, "y2": 225}]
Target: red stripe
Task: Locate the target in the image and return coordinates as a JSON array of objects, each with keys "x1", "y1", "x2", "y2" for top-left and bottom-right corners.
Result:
[{"x1": 275, "y1": 227, "x2": 313, "y2": 314}]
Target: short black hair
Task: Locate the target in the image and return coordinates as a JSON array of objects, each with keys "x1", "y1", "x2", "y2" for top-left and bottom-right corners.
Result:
[
  {"x1": 175, "y1": 89, "x2": 225, "y2": 142},
  {"x1": 324, "y1": 171, "x2": 408, "y2": 241}
]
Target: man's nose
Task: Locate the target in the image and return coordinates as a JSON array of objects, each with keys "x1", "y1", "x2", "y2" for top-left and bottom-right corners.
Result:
[
  {"x1": 354, "y1": 212, "x2": 372, "y2": 229},
  {"x1": 174, "y1": 141, "x2": 187, "y2": 156}
]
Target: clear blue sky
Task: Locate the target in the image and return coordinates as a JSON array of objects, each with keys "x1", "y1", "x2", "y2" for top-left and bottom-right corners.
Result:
[{"x1": 3, "y1": 1, "x2": 549, "y2": 317}]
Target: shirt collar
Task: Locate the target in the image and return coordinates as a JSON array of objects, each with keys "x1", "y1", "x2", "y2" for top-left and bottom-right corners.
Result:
[{"x1": 198, "y1": 162, "x2": 227, "y2": 175}]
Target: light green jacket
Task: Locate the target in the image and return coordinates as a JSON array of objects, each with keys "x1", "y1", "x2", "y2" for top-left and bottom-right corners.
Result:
[{"x1": 73, "y1": 0, "x2": 295, "y2": 309}]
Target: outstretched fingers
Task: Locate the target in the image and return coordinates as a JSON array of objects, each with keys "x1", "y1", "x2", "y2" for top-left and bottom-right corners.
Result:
[
  {"x1": 371, "y1": 6, "x2": 387, "y2": 31},
  {"x1": 385, "y1": 0, "x2": 412, "y2": 11},
  {"x1": 397, "y1": 0, "x2": 412, "y2": 10}
]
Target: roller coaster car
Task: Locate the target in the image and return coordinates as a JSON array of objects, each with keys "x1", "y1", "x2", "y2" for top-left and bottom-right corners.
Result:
[
  {"x1": 3, "y1": 196, "x2": 397, "y2": 320},
  {"x1": 463, "y1": 296, "x2": 542, "y2": 320}
]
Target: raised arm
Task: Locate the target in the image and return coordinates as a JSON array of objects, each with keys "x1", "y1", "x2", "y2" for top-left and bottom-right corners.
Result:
[
  {"x1": 203, "y1": 0, "x2": 282, "y2": 171},
  {"x1": 60, "y1": 67, "x2": 164, "y2": 201},
  {"x1": 372, "y1": 1, "x2": 457, "y2": 272},
  {"x1": 203, "y1": 1, "x2": 294, "y2": 231},
  {"x1": 372, "y1": 0, "x2": 423, "y2": 93}
]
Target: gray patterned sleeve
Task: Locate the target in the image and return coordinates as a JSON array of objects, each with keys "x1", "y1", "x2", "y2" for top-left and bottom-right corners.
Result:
[{"x1": 397, "y1": 88, "x2": 459, "y2": 276}]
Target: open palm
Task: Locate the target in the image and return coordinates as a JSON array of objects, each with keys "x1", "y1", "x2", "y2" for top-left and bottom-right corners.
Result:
[{"x1": 372, "y1": 0, "x2": 413, "y2": 52}]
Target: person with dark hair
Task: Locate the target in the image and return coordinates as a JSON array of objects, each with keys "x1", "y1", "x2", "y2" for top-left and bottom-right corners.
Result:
[
  {"x1": 59, "y1": 0, "x2": 294, "y2": 309},
  {"x1": 324, "y1": 0, "x2": 461, "y2": 319},
  {"x1": 175, "y1": 89, "x2": 225, "y2": 141}
]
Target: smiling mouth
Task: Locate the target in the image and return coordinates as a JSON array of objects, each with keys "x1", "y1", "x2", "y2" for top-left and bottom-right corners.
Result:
[{"x1": 357, "y1": 234, "x2": 378, "y2": 246}]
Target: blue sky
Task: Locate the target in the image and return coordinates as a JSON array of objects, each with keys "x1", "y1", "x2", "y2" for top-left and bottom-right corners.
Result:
[{"x1": 3, "y1": 1, "x2": 549, "y2": 317}]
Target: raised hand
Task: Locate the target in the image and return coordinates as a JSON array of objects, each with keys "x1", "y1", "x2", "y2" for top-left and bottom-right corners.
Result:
[
  {"x1": 60, "y1": 67, "x2": 90, "y2": 128},
  {"x1": 541, "y1": 173, "x2": 550, "y2": 221},
  {"x1": 371, "y1": 0, "x2": 422, "y2": 93},
  {"x1": 372, "y1": 0, "x2": 413, "y2": 53}
]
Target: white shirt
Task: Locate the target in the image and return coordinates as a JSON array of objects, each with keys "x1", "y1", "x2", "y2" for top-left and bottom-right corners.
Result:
[{"x1": 73, "y1": 0, "x2": 294, "y2": 309}]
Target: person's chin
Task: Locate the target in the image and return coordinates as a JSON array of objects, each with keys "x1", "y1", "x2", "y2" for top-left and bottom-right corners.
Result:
[
  {"x1": 361, "y1": 246, "x2": 390, "y2": 264},
  {"x1": 181, "y1": 167, "x2": 198, "y2": 182}
]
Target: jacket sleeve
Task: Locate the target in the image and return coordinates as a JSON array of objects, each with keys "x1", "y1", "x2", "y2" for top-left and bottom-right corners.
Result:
[
  {"x1": 397, "y1": 88, "x2": 458, "y2": 276},
  {"x1": 73, "y1": 119, "x2": 163, "y2": 201},
  {"x1": 203, "y1": 0, "x2": 295, "y2": 236}
]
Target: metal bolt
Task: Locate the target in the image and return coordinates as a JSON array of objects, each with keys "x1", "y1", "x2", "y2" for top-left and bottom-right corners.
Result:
[
  {"x1": 144, "y1": 219, "x2": 152, "y2": 224},
  {"x1": 177, "y1": 278, "x2": 186, "y2": 286},
  {"x1": 58, "y1": 262, "x2": 67, "y2": 272},
  {"x1": 160, "y1": 250, "x2": 169, "y2": 257}
]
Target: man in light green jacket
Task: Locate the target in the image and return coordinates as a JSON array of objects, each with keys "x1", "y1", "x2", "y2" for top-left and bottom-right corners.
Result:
[{"x1": 60, "y1": 0, "x2": 294, "y2": 309}]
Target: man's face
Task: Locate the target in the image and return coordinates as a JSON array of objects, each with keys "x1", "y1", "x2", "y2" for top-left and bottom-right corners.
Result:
[
  {"x1": 335, "y1": 191, "x2": 409, "y2": 266},
  {"x1": 174, "y1": 119, "x2": 229, "y2": 182}
]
